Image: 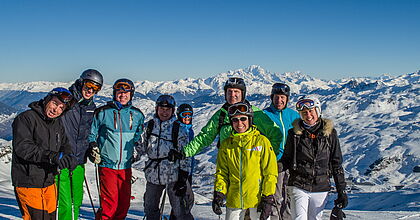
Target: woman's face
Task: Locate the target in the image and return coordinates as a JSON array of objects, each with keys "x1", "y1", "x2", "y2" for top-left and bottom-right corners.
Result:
[
  {"x1": 299, "y1": 107, "x2": 319, "y2": 126},
  {"x1": 231, "y1": 114, "x2": 249, "y2": 133}
]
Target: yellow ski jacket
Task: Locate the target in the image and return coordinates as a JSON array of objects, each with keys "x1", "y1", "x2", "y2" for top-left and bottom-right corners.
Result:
[{"x1": 214, "y1": 126, "x2": 278, "y2": 209}]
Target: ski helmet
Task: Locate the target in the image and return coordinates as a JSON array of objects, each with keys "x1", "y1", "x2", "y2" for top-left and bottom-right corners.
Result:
[
  {"x1": 224, "y1": 77, "x2": 246, "y2": 102},
  {"x1": 113, "y1": 78, "x2": 135, "y2": 101},
  {"x1": 176, "y1": 103, "x2": 193, "y2": 121},
  {"x1": 156, "y1": 95, "x2": 176, "y2": 108},
  {"x1": 80, "y1": 69, "x2": 103, "y2": 89},
  {"x1": 228, "y1": 102, "x2": 254, "y2": 125},
  {"x1": 296, "y1": 95, "x2": 322, "y2": 118},
  {"x1": 271, "y1": 83, "x2": 290, "y2": 98},
  {"x1": 44, "y1": 87, "x2": 76, "y2": 110}
]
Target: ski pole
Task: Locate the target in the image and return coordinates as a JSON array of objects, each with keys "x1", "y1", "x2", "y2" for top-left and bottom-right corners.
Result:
[
  {"x1": 159, "y1": 188, "x2": 167, "y2": 219},
  {"x1": 84, "y1": 175, "x2": 96, "y2": 216},
  {"x1": 70, "y1": 171, "x2": 74, "y2": 220}
]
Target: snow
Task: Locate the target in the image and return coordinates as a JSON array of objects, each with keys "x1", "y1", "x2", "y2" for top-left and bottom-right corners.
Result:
[{"x1": 0, "y1": 65, "x2": 419, "y2": 219}]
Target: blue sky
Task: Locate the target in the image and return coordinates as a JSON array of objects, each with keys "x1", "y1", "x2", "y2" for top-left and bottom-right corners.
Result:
[{"x1": 1, "y1": 0, "x2": 419, "y2": 83}]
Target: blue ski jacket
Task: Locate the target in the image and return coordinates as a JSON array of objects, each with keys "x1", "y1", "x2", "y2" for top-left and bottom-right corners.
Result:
[
  {"x1": 264, "y1": 104, "x2": 300, "y2": 160},
  {"x1": 88, "y1": 101, "x2": 144, "y2": 169}
]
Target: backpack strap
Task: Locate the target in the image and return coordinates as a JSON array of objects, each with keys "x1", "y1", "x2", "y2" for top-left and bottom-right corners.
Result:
[
  {"x1": 172, "y1": 120, "x2": 180, "y2": 150},
  {"x1": 216, "y1": 110, "x2": 227, "y2": 148}
]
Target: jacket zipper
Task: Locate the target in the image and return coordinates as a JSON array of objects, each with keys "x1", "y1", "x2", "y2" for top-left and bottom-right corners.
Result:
[
  {"x1": 279, "y1": 111, "x2": 286, "y2": 151},
  {"x1": 118, "y1": 111, "x2": 123, "y2": 169},
  {"x1": 157, "y1": 120, "x2": 162, "y2": 185},
  {"x1": 239, "y1": 137, "x2": 243, "y2": 209}
]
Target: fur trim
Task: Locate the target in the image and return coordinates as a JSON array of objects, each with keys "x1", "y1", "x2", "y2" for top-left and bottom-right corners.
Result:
[{"x1": 292, "y1": 118, "x2": 334, "y2": 137}]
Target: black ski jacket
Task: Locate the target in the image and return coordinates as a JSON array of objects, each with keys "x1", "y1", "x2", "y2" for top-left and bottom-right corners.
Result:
[
  {"x1": 280, "y1": 118, "x2": 346, "y2": 192},
  {"x1": 61, "y1": 82, "x2": 96, "y2": 165},
  {"x1": 11, "y1": 100, "x2": 72, "y2": 188}
]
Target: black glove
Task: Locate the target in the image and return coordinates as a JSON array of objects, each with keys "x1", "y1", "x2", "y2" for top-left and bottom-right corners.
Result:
[
  {"x1": 88, "y1": 142, "x2": 101, "y2": 164},
  {"x1": 212, "y1": 191, "x2": 225, "y2": 215},
  {"x1": 168, "y1": 149, "x2": 185, "y2": 162},
  {"x1": 50, "y1": 152, "x2": 78, "y2": 171},
  {"x1": 258, "y1": 195, "x2": 274, "y2": 220},
  {"x1": 335, "y1": 190, "x2": 348, "y2": 209},
  {"x1": 330, "y1": 206, "x2": 346, "y2": 220},
  {"x1": 173, "y1": 170, "x2": 189, "y2": 197}
]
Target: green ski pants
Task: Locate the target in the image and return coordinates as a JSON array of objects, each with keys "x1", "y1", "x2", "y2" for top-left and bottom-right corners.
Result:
[{"x1": 56, "y1": 165, "x2": 85, "y2": 220}]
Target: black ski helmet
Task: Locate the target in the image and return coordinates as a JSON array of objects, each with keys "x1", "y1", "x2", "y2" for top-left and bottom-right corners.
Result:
[
  {"x1": 80, "y1": 69, "x2": 103, "y2": 88},
  {"x1": 156, "y1": 95, "x2": 176, "y2": 108},
  {"x1": 223, "y1": 77, "x2": 246, "y2": 102},
  {"x1": 176, "y1": 103, "x2": 193, "y2": 121},
  {"x1": 112, "y1": 78, "x2": 135, "y2": 101},
  {"x1": 271, "y1": 83, "x2": 291, "y2": 102}
]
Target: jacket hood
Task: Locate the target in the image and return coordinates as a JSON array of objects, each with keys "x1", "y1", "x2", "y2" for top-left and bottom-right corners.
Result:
[
  {"x1": 292, "y1": 118, "x2": 334, "y2": 137},
  {"x1": 28, "y1": 100, "x2": 49, "y2": 121}
]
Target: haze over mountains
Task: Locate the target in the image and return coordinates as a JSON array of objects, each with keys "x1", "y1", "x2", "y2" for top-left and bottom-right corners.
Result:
[{"x1": 0, "y1": 65, "x2": 419, "y2": 217}]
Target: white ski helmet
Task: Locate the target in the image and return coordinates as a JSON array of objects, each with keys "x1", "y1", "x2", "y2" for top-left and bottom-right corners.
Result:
[{"x1": 296, "y1": 95, "x2": 322, "y2": 118}]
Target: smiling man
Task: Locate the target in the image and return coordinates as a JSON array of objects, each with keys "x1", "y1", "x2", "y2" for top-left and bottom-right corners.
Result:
[
  {"x1": 88, "y1": 78, "x2": 144, "y2": 219},
  {"x1": 12, "y1": 87, "x2": 78, "y2": 219}
]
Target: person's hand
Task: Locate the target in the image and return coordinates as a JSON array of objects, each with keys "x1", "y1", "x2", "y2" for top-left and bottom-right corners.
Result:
[
  {"x1": 335, "y1": 190, "x2": 348, "y2": 209},
  {"x1": 59, "y1": 154, "x2": 78, "y2": 171},
  {"x1": 88, "y1": 142, "x2": 101, "y2": 164},
  {"x1": 330, "y1": 206, "x2": 346, "y2": 220},
  {"x1": 168, "y1": 149, "x2": 185, "y2": 162},
  {"x1": 258, "y1": 195, "x2": 274, "y2": 220},
  {"x1": 173, "y1": 170, "x2": 189, "y2": 196},
  {"x1": 212, "y1": 191, "x2": 225, "y2": 215}
]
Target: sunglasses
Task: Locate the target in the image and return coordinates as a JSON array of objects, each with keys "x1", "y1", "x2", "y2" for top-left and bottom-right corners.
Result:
[
  {"x1": 296, "y1": 99, "x2": 316, "y2": 111},
  {"x1": 113, "y1": 82, "x2": 133, "y2": 92},
  {"x1": 231, "y1": 116, "x2": 248, "y2": 123},
  {"x1": 228, "y1": 103, "x2": 249, "y2": 116},
  {"x1": 84, "y1": 80, "x2": 101, "y2": 92},
  {"x1": 180, "y1": 111, "x2": 193, "y2": 118}
]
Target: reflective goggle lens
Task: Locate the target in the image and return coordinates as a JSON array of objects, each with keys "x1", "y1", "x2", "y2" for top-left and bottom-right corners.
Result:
[
  {"x1": 180, "y1": 111, "x2": 193, "y2": 118},
  {"x1": 296, "y1": 99, "x2": 315, "y2": 111},
  {"x1": 84, "y1": 81, "x2": 101, "y2": 92},
  {"x1": 226, "y1": 77, "x2": 244, "y2": 86},
  {"x1": 272, "y1": 84, "x2": 290, "y2": 94},
  {"x1": 113, "y1": 82, "x2": 133, "y2": 91},
  {"x1": 228, "y1": 104, "x2": 249, "y2": 116},
  {"x1": 231, "y1": 116, "x2": 248, "y2": 123}
]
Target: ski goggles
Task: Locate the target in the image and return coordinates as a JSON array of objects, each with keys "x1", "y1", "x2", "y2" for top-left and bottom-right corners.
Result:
[
  {"x1": 49, "y1": 87, "x2": 74, "y2": 104},
  {"x1": 272, "y1": 83, "x2": 290, "y2": 95},
  {"x1": 157, "y1": 95, "x2": 176, "y2": 108},
  {"x1": 296, "y1": 99, "x2": 316, "y2": 111},
  {"x1": 225, "y1": 77, "x2": 245, "y2": 87},
  {"x1": 228, "y1": 103, "x2": 249, "y2": 116},
  {"x1": 179, "y1": 111, "x2": 193, "y2": 118},
  {"x1": 113, "y1": 81, "x2": 133, "y2": 92},
  {"x1": 84, "y1": 80, "x2": 101, "y2": 92},
  {"x1": 231, "y1": 116, "x2": 248, "y2": 123}
]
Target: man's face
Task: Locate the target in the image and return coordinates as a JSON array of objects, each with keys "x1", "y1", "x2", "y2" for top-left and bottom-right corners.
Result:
[
  {"x1": 299, "y1": 108, "x2": 319, "y2": 126},
  {"x1": 157, "y1": 106, "x2": 173, "y2": 121},
  {"x1": 115, "y1": 90, "x2": 131, "y2": 105},
  {"x1": 226, "y1": 88, "x2": 242, "y2": 105},
  {"x1": 81, "y1": 84, "x2": 97, "y2": 100},
  {"x1": 231, "y1": 114, "x2": 250, "y2": 133},
  {"x1": 44, "y1": 96, "x2": 66, "y2": 119},
  {"x1": 272, "y1": 94, "x2": 288, "y2": 110}
]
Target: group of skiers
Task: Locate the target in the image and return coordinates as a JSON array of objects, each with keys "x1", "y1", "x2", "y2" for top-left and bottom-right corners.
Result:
[{"x1": 11, "y1": 69, "x2": 348, "y2": 220}]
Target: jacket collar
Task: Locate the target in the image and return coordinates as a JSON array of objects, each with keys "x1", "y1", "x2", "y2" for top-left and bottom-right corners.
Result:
[{"x1": 292, "y1": 118, "x2": 334, "y2": 137}]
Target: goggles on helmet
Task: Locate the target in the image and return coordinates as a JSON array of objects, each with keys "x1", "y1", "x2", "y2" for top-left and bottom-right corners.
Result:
[
  {"x1": 296, "y1": 99, "x2": 316, "y2": 111},
  {"x1": 84, "y1": 80, "x2": 102, "y2": 92},
  {"x1": 157, "y1": 95, "x2": 176, "y2": 108},
  {"x1": 49, "y1": 88, "x2": 74, "y2": 104},
  {"x1": 228, "y1": 103, "x2": 249, "y2": 116},
  {"x1": 231, "y1": 116, "x2": 248, "y2": 123},
  {"x1": 179, "y1": 111, "x2": 193, "y2": 118},
  {"x1": 113, "y1": 81, "x2": 133, "y2": 92},
  {"x1": 226, "y1": 77, "x2": 245, "y2": 87},
  {"x1": 272, "y1": 83, "x2": 290, "y2": 95}
]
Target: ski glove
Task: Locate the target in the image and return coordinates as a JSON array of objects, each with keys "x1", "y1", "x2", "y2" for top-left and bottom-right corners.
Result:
[
  {"x1": 258, "y1": 195, "x2": 275, "y2": 220},
  {"x1": 335, "y1": 190, "x2": 348, "y2": 209},
  {"x1": 88, "y1": 142, "x2": 101, "y2": 164},
  {"x1": 330, "y1": 206, "x2": 346, "y2": 220},
  {"x1": 212, "y1": 191, "x2": 225, "y2": 216},
  {"x1": 173, "y1": 170, "x2": 189, "y2": 197},
  {"x1": 50, "y1": 152, "x2": 78, "y2": 171},
  {"x1": 168, "y1": 149, "x2": 185, "y2": 162}
]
